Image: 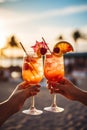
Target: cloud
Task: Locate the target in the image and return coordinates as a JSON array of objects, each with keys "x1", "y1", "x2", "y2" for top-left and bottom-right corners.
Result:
[
  {"x1": 0, "y1": 4, "x2": 87, "y2": 24},
  {"x1": 17, "y1": 4, "x2": 87, "y2": 22},
  {"x1": 27, "y1": 5, "x2": 87, "y2": 21},
  {"x1": 42, "y1": 5, "x2": 87, "y2": 18}
]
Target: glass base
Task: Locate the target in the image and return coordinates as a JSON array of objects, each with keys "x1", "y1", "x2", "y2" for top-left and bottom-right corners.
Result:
[
  {"x1": 44, "y1": 106, "x2": 64, "y2": 113},
  {"x1": 22, "y1": 107, "x2": 43, "y2": 115}
]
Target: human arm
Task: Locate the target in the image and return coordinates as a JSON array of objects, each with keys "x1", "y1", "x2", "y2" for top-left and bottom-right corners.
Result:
[
  {"x1": 0, "y1": 82, "x2": 40, "y2": 126},
  {"x1": 48, "y1": 78, "x2": 87, "y2": 106}
]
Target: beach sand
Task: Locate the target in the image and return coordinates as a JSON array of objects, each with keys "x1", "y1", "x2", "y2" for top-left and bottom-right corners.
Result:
[{"x1": 0, "y1": 78, "x2": 87, "y2": 130}]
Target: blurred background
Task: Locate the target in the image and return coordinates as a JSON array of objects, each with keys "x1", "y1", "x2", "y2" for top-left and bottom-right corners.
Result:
[
  {"x1": 0, "y1": 0, "x2": 87, "y2": 130},
  {"x1": 0, "y1": 0, "x2": 87, "y2": 83}
]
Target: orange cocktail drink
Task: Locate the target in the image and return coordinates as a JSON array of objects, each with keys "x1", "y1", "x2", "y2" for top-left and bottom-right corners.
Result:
[
  {"x1": 43, "y1": 40, "x2": 73, "y2": 113},
  {"x1": 44, "y1": 53, "x2": 64, "y2": 112},
  {"x1": 22, "y1": 53, "x2": 43, "y2": 115},
  {"x1": 44, "y1": 54, "x2": 64, "y2": 82},
  {"x1": 22, "y1": 55, "x2": 43, "y2": 84}
]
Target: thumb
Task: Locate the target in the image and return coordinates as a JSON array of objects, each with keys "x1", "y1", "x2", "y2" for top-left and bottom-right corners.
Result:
[{"x1": 17, "y1": 81, "x2": 30, "y2": 90}]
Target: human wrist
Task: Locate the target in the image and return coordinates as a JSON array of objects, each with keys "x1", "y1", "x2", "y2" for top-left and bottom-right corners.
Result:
[
  {"x1": 74, "y1": 88, "x2": 87, "y2": 105},
  {"x1": 4, "y1": 99, "x2": 15, "y2": 116},
  {"x1": 0, "y1": 99, "x2": 14, "y2": 126},
  {"x1": 7, "y1": 97, "x2": 19, "y2": 115}
]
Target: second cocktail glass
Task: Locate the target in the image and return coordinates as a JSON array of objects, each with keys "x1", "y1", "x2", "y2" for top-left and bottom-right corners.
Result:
[
  {"x1": 44, "y1": 53, "x2": 64, "y2": 112},
  {"x1": 22, "y1": 52, "x2": 43, "y2": 115}
]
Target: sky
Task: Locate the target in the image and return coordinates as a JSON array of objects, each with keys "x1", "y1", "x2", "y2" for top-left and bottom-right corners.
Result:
[{"x1": 0, "y1": 0, "x2": 87, "y2": 52}]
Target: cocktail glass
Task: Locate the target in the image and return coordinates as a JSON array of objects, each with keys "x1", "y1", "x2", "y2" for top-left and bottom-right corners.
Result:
[
  {"x1": 22, "y1": 52, "x2": 43, "y2": 115},
  {"x1": 44, "y1": 53, "x2": 64, "y2": 112}
]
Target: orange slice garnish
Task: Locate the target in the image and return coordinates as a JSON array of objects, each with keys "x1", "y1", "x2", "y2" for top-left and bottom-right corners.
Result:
[{"x1": 53, "y1": 41, "x2": 74, "y2": 55}]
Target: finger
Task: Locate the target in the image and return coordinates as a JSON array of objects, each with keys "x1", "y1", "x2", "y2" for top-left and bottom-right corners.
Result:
[
  {"x1": 30, "y1": 85, "x2": 40, "y2": 92},
  {"x1": 28, "y1": 92, "x2": 37, "y2": 96},
  {"x1": 17, "y1": 81, "x2": 30, "y2": 90},
  {"x1": 54, "y1": 89, "x2": 60, "y2": 93},
  {"x1": 31, "y1": 92, "x2": 37, "y2": 96},
  {"x1": 24, "y1": 86, "x2": 40, "y2": 98},
  {"x1": 29, "y1": 84, "x2": 41, "y2": 89},
  {"x1": 19, "y1": 84, "x2": 40, "y2": 94},
  {"x1": 32, "y1": 87, "x2": 40, "y2": 92},
  {"x1": 50, "y1": 89, "x2": 54, "y2": 94},
  {"x1": 56, "y1": 89, "x2": 65, "y2": 95},
  {"x1": 55, "y1": 82, "x2": 65, "y2": 90},
  {"x1": 47, "y1": 85, "x2": 52, "y2": 89},
  {"x1": 47, "y1": 82, "x2": 52, "y2": 88},
  {"x1": 48, "y1": 81, "x2": 58, "y2": 89},
  {"x1": 35, "y1": 84, "x2": 41, "y2": 88}
]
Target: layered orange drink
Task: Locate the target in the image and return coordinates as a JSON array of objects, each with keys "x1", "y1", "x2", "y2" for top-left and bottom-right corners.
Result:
[
  {"x1": 22, "y1": 54, "x2": 43, "y2": 84},
  {"x1": 44, "y1": 41, "x2": 73, "y2": 82},
  {"x1": 44, "y1": 54, "x2": 64, "y2": 82}
]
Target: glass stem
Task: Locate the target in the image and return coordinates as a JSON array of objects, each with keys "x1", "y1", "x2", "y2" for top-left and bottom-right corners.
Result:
[
  {"x1": 31, "y1": 96, "x2": 35, "y2": 108},
  {"x1": 52, "y1": 93, "x2": 57, "y2": 107}
]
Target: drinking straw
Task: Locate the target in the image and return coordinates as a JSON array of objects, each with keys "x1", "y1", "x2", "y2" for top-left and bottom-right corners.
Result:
[
  {"x1": 42, "y1": 37, "x2": 52, "y2": 54},
  {"x1": 19, "y1": 42, "x2": 28, "y2": 56},
  {"x1": 19, "y1": 42, "x2": 38, "y2": 74}
]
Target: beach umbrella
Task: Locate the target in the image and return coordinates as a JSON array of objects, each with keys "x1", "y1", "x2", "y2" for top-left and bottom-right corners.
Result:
[
  {"x1": 1, "y1": 47, "x2": 23, "y2": 58},
  {"x1": 1, "y1": 35, "x2": 23, "y2": 67},
  {"x1": 1, "y1": 35, "x2": 23, "y2": 58}
]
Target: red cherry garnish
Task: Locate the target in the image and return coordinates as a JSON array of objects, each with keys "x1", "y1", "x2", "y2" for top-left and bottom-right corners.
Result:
[
  {"x1": 23, "y1": 63, "x2": 29, "y2": 70},
  {"x1": 40, "y1": 47, "x2": 47, "y2": 55},
  {"x1": 53, "y1": 47, "x2": 60, "y2": 53},
  {"x1": 23, "y1": 63, "x2": 33, "y2": 71}
]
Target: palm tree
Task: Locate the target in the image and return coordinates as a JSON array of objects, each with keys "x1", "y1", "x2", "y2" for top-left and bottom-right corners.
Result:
[
  {"x1": 72, "y1": 30, "x2": 87, "y2": 52},
  {"x1": 56, "y1": 35, "x2": 64, "y2": 41}
]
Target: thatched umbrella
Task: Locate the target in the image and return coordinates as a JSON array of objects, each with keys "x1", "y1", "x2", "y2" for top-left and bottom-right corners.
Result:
[{"x1": 1, "y1": 35, "x2": 23, "y2": 66}]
